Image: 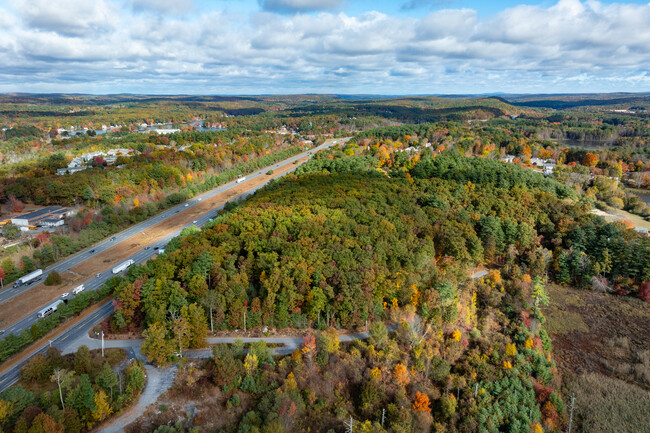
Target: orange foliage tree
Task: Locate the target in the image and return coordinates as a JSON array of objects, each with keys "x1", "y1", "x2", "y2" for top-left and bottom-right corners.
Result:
[
  {"x1": 413, "y1": 392, "x2": 431, "y2": 412},
  {"x1": 394, "y1": 363, "x2": 410, "y2": 386},
  {"x1": 582, "y1": 153, "x2": 598, "y2": 167}
]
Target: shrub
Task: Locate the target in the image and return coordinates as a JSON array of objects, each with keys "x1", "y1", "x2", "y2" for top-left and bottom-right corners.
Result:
[{"x1": 44, "y1": 271, "x2": 62, "y2": 286}]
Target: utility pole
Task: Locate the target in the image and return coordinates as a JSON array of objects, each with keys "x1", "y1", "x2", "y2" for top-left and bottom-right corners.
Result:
[
  {"x1": 568, "y1": 393, "x2": 575, "y2": 433},
  {"x1": 101, "y1": 331, "x2": 105, "y2": 357}
]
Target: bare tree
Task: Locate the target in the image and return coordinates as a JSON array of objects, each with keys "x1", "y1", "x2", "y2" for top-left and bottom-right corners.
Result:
[{"x1": 51, "y1": 368, "x2": 66, "y2": 410}]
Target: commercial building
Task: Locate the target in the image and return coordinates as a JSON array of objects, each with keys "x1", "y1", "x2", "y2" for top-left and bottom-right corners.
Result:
[{"x1": 10, "y1": 207, "x2": 73, "y2": 227}]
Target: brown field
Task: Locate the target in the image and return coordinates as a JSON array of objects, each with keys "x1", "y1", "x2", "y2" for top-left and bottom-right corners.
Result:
[
  {"x1": 546, "y1": 284, "x2": 650, "y2": 433},
  {"x1": 0, "y1": 156, "x2": 307, "y2": 327}
]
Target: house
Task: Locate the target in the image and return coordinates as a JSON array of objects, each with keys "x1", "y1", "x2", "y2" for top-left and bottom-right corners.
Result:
[
  {"x1": 634, "y1": 227, "x2": 649, "y2": 236},
  {"x1": 501, "y1": 155, "x2": 515, "y2": 163}
]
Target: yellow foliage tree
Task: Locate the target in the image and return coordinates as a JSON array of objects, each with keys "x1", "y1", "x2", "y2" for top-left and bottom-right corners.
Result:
[
  {"x1": 452, "y1": 330, "x2": 462, "y2": 342},
  {"x1": 244, "y1": 353, "x2": 258, "y2": 375},
  {"x1": 92, "y1": 390, "x2": 112, "y2": 422},
  {"x1": 505, "y1": 343, "x2": 517, "y2": 357}
]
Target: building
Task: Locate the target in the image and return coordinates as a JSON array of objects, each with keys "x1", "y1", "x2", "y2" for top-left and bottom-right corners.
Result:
[
  {"x1": 10, "y1": 207, "x2": 73, "y2": 227},
  {"x1": 41, "y1": 219, "x2": 65, "y2": 228}
]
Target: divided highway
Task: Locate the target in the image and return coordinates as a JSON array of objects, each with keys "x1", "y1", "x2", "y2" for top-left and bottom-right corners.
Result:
[
  {"x1": 0, "y1": 139, "x2": 347, "y2": 338},
  {"x1": 0, "y1": 139, "x2": 347, "y2": 392}
]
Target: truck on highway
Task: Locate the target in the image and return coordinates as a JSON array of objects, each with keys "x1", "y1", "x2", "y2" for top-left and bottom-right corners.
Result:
[
  {"x1": 72, "y1": 284, "x2": 85, "y2": 295},
  {"x1": 112, "y1": 259, "x2": 135, "y2": 274},
  {"x1": 236, "y1": 175, "x2": 246, "y2": 183},
  {"x1": 13, "y1": 269, "x2": 43, "y2": 288},
  {"x1": 37, "y1": 300, "x2": 64, "y2": 318}
]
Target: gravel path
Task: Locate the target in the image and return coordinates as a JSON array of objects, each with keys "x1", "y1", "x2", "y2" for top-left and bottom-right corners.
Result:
[{"x1": 98, "y1": 365, "x2": 178, "y2": 433}]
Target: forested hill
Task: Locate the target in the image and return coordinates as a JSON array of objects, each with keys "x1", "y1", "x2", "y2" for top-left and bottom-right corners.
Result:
[{"x1": 114, "y1": 150, "x2": 647, "y2": 342}]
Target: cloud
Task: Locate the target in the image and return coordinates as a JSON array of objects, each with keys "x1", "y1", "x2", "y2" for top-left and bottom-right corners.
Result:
[
  {"x1": 129, "y1": 0, "x2": 194, "y2": 14},
  {"x1": 2, "y1": 0, "x2": 650, "y2": 94},
  {"x1": 258, "y1": 0, "x2": 344, "y2": 14},
  {"x1": 12, "y1": 0, "x2": 116, "y2": 36}
]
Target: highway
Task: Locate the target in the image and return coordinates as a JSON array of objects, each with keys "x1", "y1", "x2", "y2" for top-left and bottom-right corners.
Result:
[
  {"x1": 0, "y1": 139, "x2": 347, "y2": 338},
  {"x1": 0, "y1": 301, "x2": 114, "y2": 392}
]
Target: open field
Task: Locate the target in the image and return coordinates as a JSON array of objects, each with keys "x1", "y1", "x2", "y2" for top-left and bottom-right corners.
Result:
[
  {"x1": 546, "y1": 284, "x2": 650, "y2": 433},
  {"x1": 0, "y1": 157, "x2": 307, "y2": 327},
  {"x1": 592, "y1": 207, "x2": 650, "y2": 230}
]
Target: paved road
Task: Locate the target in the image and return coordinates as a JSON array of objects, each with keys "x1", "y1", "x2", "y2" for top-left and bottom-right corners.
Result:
[
  {"x1": 99, "y1": 365, "x2": 178, "y2": 433},
  {"x1": 0, "y1": 301, "x2": 114, "y2": 392},
  {"x1": 0, "y1": 139, "x2": 348, "y2": 338}
]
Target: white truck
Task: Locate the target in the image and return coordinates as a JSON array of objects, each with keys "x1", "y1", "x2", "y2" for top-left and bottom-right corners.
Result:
[
  {"x1": 112, "y1": 259, "x2": 135, "y2": 274},
  {"x1": 72, "y1": 284, "x2": 85, "y2": 295},
  {"x1": 236, "y1": 176, "x2": 246, "y2": 184},
  {"x1": 13, "y1": 269, "x2": 43, "y2": 288},
  {"x1": 37, "y1": 300, "x2": 64, "y2": 318}
]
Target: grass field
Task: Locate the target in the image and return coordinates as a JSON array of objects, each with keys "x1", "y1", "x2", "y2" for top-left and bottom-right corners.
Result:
[{"x1": 546, "y1": 284, "x2": 650, "y2": 433}]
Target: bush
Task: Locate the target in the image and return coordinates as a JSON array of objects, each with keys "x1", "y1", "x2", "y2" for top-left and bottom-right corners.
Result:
[
  {"x1": 44, "y1": 271, "x2": 62, "y2": 286},
  {"x1": 266, "y1": 170, "x2": 274, "y2": 175}
]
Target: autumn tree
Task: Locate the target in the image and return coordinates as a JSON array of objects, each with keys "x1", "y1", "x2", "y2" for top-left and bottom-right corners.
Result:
[
  {"x1": 28, "y1": 413, "x2": 64, "y2": 433},
  {"x1": 91, "y1": 390, "x2": 112, "y2": 422},
  {"x1": 141, "y1": 322, "x2": 174, "y2": 366},
  {"x1": 413, "y1": 392, "x2": 431, "y2": 412},
  {"x1": 394, "y1": 363, "x2": 410, "y2": 386},
  {"x1": 582, "y1": 153, "x2": 598, "y2": 167},
  {"x1": 182, "y1": 303, "x2": 208, "y2": 348}
]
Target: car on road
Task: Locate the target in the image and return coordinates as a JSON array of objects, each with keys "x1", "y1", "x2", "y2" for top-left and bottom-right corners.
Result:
[
  {"x1": 61, "y1": 292, "x2": 70, "y2": 298},
  {"x1": 89, "y1": 249, "x2": 95, "y2": 253},
  {"x1": 198, "y1": 198, "x2": 202, "y2": 201},
  {"x1": 110, "y1": 237, "x2": 116, "y2": 241},
  {"x1": 96, "y1": 273, "x2": 101, "y2": 278},
  {"x1": 176, "y1": 210, "x2": 180, "y2": 213},
  {"x1": 193, "y1": 220, "x2": 197, "y2": 224},
  {"x1": 144, "y1": 246, "x2": 150, "y2": 250},
  {"x1": 154, "y1": 246, "x2": 159, "y2": 250},
  {"x1": 0, "y1": 330, "x2": 5, "y2": 335},
  {"x1": 184, "y1": 203, "x2": 189, "y2": 207}
]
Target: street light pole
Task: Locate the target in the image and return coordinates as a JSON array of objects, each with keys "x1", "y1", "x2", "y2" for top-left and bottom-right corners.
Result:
[{"x1": 101, "y1": 331, "x2": 104, "y2": 357}]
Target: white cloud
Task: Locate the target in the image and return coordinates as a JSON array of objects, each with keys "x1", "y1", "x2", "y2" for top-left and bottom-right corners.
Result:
[
  {"x1": 1, "y1": 0, "x2": 650, "y2": 94},
  {"x1": 12, "y1": 0, "x2": 117, "y2": 36}
]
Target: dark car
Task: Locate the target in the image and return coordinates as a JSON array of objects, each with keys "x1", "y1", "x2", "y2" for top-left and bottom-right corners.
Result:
[
  {"x1": 144, "y1": 246, "x2": 150, "y2": 250},
  {"x1": 89, "y1": 249, "x2": 95, "y2": 253},
  {"x1": 154, "y1": 247, "x2": 159, "y2": 250}
]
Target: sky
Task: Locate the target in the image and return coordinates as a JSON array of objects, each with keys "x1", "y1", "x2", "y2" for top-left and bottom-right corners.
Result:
[{"x1": 0, "y1": 0, "x2": 649, "y2": 95}]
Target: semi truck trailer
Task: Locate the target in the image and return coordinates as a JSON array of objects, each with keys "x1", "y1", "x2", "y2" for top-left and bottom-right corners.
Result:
[
  {"x1": 13, "y1": 269, "x2": 43, "y2": 287},
  {"x1": 112, "y1": 259, "x2": 135, "y2": 274},
  {"x1": 37, "y1": 300, "x2": 64, "y2": 318}
]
